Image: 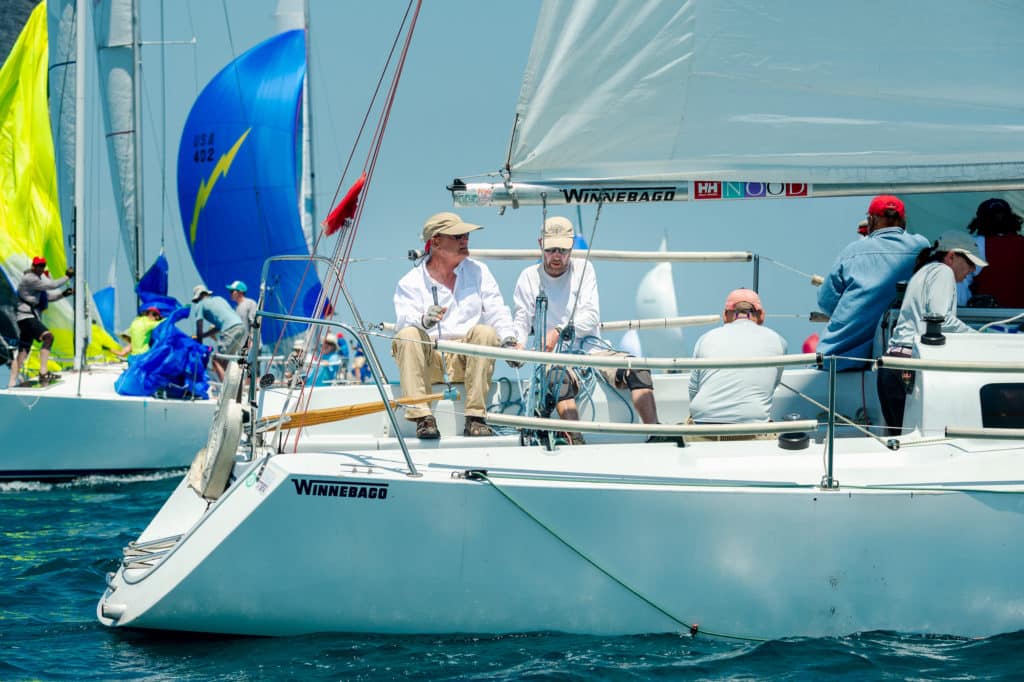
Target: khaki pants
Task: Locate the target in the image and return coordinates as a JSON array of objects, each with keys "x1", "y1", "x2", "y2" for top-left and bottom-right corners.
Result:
[
  {"x1": 684, "y1": 416, "x2": 776, "y2": 442},
  {"x1": 391, "y1": 324, "x2": 498, "y2": 420}
]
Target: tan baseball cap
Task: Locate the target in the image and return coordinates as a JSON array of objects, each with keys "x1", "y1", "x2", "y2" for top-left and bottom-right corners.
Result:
[
  {"x1": 420, "y1": 212, "x2": 482, "y2": 242},
  {"x1": 936, "y1": 230, "x2": 988, "y2": 268},
  {"x1": 542, "y1": 216, "x2": 574, "y2": 250}
]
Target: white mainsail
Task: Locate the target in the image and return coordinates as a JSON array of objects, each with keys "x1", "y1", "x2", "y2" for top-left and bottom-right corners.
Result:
[{"x1": 456, "y1": 0, "x2": 1024, "y2": 207}]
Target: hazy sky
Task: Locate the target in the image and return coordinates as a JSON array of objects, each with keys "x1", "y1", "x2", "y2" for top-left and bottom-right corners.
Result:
[{"x1": 78, "y1": 0, "x2": 870, "y2": 369}]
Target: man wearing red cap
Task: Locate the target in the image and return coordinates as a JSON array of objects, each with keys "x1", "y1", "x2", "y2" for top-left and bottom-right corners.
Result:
[
  {"x1": 8, "y1": 256, "x2": 75, "y2": 387},
  {"x1": 816, "y1": 195, "x2": 928, "y2": 370},
  {"x1": 687, "y1": 289, "x2": 786, "y2": 435}
]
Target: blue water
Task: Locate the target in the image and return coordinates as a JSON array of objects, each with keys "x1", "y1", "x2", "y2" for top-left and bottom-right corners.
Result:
[{"x1": 2, "y1": 474, "x2": 1021, "y2": 681}]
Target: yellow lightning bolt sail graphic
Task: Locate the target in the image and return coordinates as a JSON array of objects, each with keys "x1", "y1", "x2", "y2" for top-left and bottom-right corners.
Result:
[{"x1": 189, "y1": 128, "x2": 252, "y2": 246}]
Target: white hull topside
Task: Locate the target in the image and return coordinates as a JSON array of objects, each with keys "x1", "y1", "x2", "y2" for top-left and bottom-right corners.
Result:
[
  {"x1": 0, "y1": 365, "x2": 215, "y2": 479},
  {"x1": 98, "y1": 432, "x2": 1024, "y2": 639}
]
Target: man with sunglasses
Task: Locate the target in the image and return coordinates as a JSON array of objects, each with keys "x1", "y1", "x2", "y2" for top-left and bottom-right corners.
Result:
[
  {"x1": 393, "y1": 211, "x2": 517, "y2": 439},
  {"x1": 511, "y1": 216, "x2": 668, "y2": 444}
]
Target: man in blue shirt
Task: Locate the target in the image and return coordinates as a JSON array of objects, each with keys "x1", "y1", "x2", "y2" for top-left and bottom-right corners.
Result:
[
  {"x1": 190, "y1": 285, "x2": 245, "y2": 381},
  {"x1": 816, "y1": 195, "x2": 929, "y2": 370}
]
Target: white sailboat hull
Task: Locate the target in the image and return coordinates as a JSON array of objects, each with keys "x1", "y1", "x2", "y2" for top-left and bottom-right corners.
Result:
[
  {"x1": 0, "y1": 366, "x2": 214, "y2": 479},
  {"x1": 98, "y1": 436, "x2": 1024, "y2": 639}
]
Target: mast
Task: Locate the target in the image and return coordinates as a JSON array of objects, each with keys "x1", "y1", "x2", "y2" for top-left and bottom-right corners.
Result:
[
  {"x1": 73, "y1": 0, "x2": 87, "y2": 371},
  {"x1": 303, "y1": 0, "x2": 316, "y2": 241},
  {"x1": 131, "y1": 0, "x2": 144, "y2": 286}
]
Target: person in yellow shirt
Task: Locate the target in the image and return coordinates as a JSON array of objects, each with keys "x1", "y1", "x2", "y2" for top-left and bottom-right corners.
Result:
[{"x1": 114, "y1": 307, "x2": 163, "y2": 358}]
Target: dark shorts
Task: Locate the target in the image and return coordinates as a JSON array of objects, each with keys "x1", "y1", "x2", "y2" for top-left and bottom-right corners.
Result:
[{"x1": 17, "y1": 317, "x2": 49, "y2": 351}]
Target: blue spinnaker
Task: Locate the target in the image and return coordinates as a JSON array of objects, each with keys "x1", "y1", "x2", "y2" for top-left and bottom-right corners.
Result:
[
  {"x1": 136, "y1": 254, "x2": 179, "y2": 316},
  {"x1": 114, "y1": 306, "x2": 212, "y2": 399},
  {"x1": 177, "y1": 29, "x2": 320, "y2": 343}
]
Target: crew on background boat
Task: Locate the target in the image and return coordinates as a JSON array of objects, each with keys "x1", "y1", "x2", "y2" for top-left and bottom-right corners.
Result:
[
  {"x1": 687, "y1": 288, "x2": 787, "y2": 440},
  {"x1": 309, "y1": 334, "x2": 346, "y2": 386},
  {"x1": 114, "y1": 306, "x2": 163, "y2": 358},
  {"x1": 816, "y1": 195, "x2": 929, "y2": 370},
  {"x1": 878, "y1": 230, "x2": 986, "y2": 435},
  {"x1": 189, "y1": 285, "x2": 245, "y2": 382},
  {"x1": 958, "y1": 197, "x2": 1024, "y2": 308},
  {"x1": 392, "y1": 211, "x2": 517, "y2": 439},
  {"x1": 8, "y1": 257, "x2": 74, "y2": 387},
  {"x1": 511, "y1": 216, "x2": 669, "y2": 445},
  {"x1": 226, "y1": 280, "x2": 257, "y2": 337}
]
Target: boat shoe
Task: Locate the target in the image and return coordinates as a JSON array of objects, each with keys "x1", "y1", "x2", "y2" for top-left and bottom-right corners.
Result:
[
  {"x1": 414, "y1": 415, "x2": 440, "y2": 439},
  {"x1": 463, "y1": 416, "x2": 495, "y2": 437}
]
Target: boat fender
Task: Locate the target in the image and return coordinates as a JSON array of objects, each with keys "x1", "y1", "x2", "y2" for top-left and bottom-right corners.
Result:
[{"x1": 187, "y1": 401, "x2": 244, "y2": 500}]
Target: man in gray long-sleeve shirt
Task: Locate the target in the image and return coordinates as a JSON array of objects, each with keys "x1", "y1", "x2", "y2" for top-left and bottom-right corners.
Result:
[{"x1": 8, "y1": 256, "x2": 74, "y2": 387}]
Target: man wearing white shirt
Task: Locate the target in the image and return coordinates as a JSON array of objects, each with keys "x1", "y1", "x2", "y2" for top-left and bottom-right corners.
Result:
[
  {"x1": 512, "y1": 216, "x2": 666, "y2": 444},
  {"x1": 393, "y1": 212, "x2": 516, "y2": 439}
]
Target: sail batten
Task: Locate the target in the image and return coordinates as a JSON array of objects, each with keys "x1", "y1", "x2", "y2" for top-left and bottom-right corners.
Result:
[{"x1": 472, "y1": 0, "x2": 1024, "y2": 206}]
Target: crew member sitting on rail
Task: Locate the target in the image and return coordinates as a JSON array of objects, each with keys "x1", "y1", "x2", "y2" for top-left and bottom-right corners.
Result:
[{"x1": 687, "y1": 289, "x2": 787, "y2": 441}]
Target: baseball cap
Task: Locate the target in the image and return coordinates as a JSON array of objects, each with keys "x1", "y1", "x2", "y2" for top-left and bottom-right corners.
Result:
[
  {"x1": 857, "y1": 219, "x2": 869, "y2": 236},
  {"x1": 541, "y1": 216, "x2": 574, "y2": 250},
  {"x1": 724, "y1": 288, "x2": 763, "y2": 312},
  {"x1": 322, "y1": 335, "x2": 338, "y2": 347},
  {"x1": 420, "y1": 212, "x2": 482, "y2": 242},
  {"x1": 31, "y1": 256, "x2": 46, "y2": 266},
  {"x1": 226, "y1": 280, "x2": 248, "y2": 293},
  {"x1": 191, "y1": 284, "x2": 212, "y2": 302},
  {"x1": 867, "y1": 195, "x2": 905, "y2": 219},
  {"x1": 936, "y1": 230, "x2": 988, "y2": 268},
  {"x1": 976, "y1": 197, "x2": 1011, "y2": 218}
]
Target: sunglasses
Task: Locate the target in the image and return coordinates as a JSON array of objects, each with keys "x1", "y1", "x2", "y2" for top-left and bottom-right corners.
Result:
[{"x1": 544, "y1": 247, "x2": 570, "y2": 255}]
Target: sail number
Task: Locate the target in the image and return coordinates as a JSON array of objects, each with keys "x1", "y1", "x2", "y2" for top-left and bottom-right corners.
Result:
[{"x1": 193, "y1": 132, "x2": 216, "y2": 163}]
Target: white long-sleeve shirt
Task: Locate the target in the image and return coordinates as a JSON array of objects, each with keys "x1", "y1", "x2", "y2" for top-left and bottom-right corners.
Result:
[
  {"x1": 393, "y1": 257, "x2": 514, "y2": 340},
  {"x1": 512, "y1": 259, "x2": 601, "y2": 352},
  {"x1": 890, "y1": 261, "x2": 974, "y2": 348}
]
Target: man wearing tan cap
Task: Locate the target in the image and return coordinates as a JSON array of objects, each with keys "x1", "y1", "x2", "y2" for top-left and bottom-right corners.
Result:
[
  {"x1": 878, "y1": 229, "x2": 986, "y2": 434},
  {"x1": 393, "y1": 211, "x2": 517, "y2": 439},
  {"x1": 687, "y1": 289, "x2": 787, "y2": 440},
  {"x1": 511, "y1": 216, "x2": 667, "y2": 444}
]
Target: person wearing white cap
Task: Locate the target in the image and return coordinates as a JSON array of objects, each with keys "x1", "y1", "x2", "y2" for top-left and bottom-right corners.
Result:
[
  {"x1": 392, "y1": 211, "x2": 517, "y2": 439},
  {"x1": 226, "y1": 280, "x2": 257, "y2": 337},
  {"x1": 189, "y1": 284, "x2": 245, "y2": 382},
  {"x1": 878, "y1": 229, "x2": 987, "y2": 434},
  {"x1": 687, "y1": 289, "x2": 787, "y2": 439},
  {"x1": 511, "y1": 216, "x2": 668, "y2": 445}
]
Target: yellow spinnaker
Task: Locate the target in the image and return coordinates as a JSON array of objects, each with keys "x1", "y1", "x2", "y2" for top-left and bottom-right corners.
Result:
[{"x1": 0, "y1": 1, "x2": 120, "y2": 369}]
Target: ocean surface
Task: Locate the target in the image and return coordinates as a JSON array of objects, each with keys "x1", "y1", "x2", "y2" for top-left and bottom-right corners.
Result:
[{"x1": 1, "y1": 472, "x2": 1021, "y2": 681}]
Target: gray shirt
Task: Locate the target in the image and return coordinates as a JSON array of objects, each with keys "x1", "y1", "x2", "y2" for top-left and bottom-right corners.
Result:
[
  {"x1": 234, "y1": 297, "x2": 257, "y2": 333},
  {"x1": 16, "y1": 271, "x2": 69, "y2": 321},
  {"x1": 688, "y1": 319, "x2": 787, "y2": 424},
  {"x1": 890, "y1": 261, "x2": 974, "y2": 349}
]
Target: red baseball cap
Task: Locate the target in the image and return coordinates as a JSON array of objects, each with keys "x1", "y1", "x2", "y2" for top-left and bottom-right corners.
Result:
[
  {"x1": 724, "y1": 288, "x2": 763, "y2": 312},
  {"x1": 31, "y1": 256, "x2": 46, "y2": 266},
  {"x1": 867, "y1": 195, "x2": 905, "y2": 219}
]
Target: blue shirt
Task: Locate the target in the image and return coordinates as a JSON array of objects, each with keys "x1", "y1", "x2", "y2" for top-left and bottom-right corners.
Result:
[
  {"x1": 190, "y1": 295, "x2": 243, "y2": 334},
  {"x1": 816, "y1": 227, "x2": 929, "y2": 370}
]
